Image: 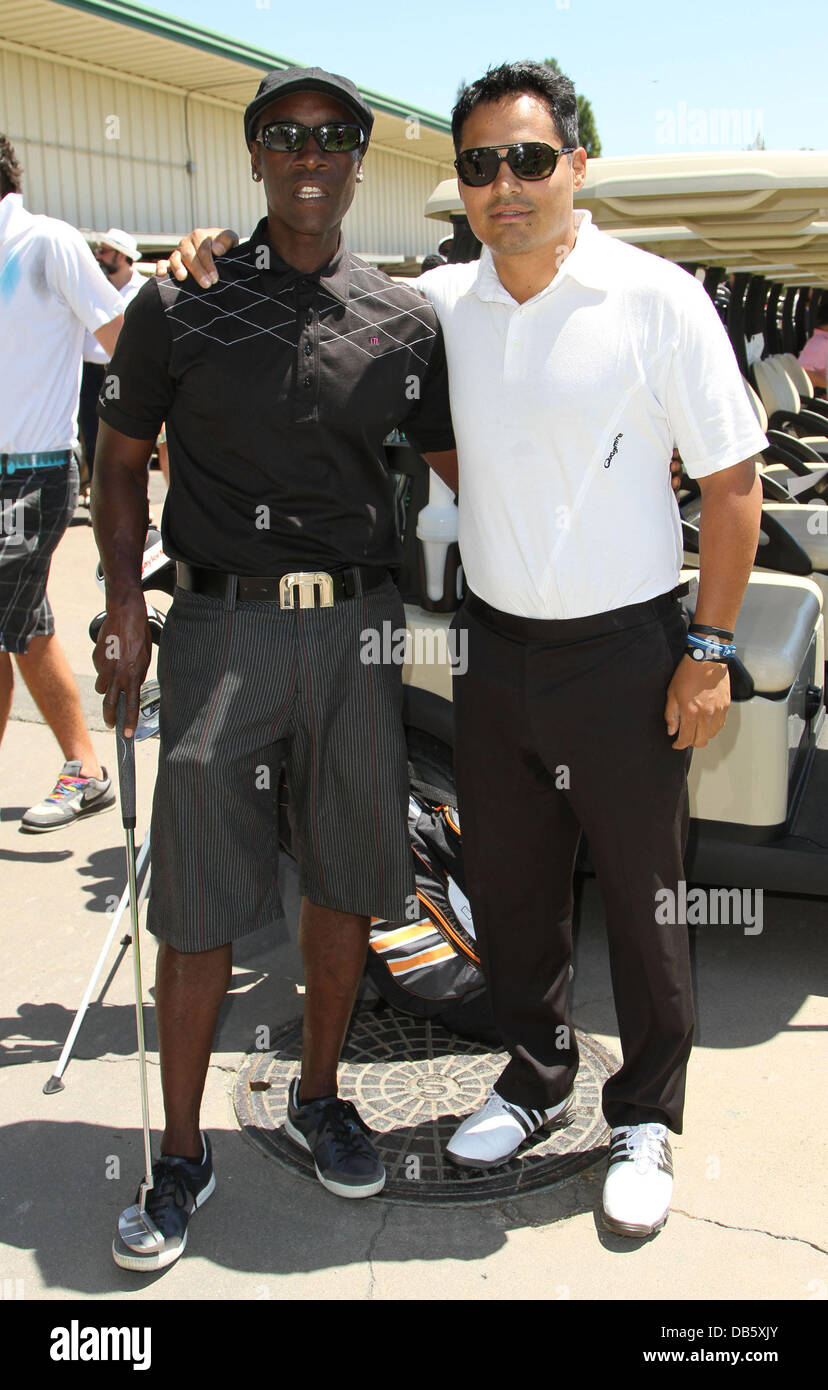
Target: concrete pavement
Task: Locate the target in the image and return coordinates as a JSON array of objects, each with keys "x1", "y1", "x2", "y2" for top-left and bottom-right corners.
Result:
[{"x1": 1, "y1": 478, "x2": 826, "y2": 1312}]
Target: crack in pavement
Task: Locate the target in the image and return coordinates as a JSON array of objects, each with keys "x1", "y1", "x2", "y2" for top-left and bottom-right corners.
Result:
[
  {"x1": 62, "y1": 1053, "x2": 160, "y2": 1066},
  {"x1": 69, "y1": 1055, "x2": 242, "y2": 1075},
  {"x1": 365, "y1": 1204, "x2": 391, "y2": 1300},
  {"x1": 672, "y1": 1207, "x2": 828, "y2": 1256}
]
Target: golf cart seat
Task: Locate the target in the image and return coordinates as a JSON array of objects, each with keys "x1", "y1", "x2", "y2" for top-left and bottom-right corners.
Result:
[
  {"x1": 700, "y1": 569, "x2": 822, "y2": 694},
  {"x1": 753, "y1": 358, "x2": 828, "y2": 458},
  {"x1": 780, "y1": 354, "x2": 828, "y2": 422},
  {"x1": 741, "y1": 378, "x2": 828, "y2": 504},
  {"x1": 679, "y1": 570, "x2": 824, "y2": 835},
  {"x1": 759, "y1": 504, "x2": 828, "y2": 605}
]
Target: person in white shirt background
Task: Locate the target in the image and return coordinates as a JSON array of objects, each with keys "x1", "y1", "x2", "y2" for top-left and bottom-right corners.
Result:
[
  {"x1": 0, "y1": 135, "x2": 124, "y2": 831},
  {"x1": 78, "y1": 229, "x2": 145, "y2": 508}
]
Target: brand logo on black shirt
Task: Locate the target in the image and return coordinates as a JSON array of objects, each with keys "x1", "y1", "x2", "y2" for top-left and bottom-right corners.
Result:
[{"x1": 604, "y1": 432, "x2": 623, "y2": 469}]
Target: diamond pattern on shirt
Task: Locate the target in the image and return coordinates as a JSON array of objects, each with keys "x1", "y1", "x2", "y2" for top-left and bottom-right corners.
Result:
[{"x1": 159, "y1": 253, "x2": 440, "y2": 364}]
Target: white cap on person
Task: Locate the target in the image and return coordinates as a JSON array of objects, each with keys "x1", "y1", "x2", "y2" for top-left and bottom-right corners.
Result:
[{"x1": 99, "y1": 228, "x2": 142, "y2": 262}]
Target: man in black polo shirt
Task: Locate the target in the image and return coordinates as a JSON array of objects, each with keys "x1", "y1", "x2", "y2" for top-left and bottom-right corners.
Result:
[{"x1": 92, "y1": 67, "x2": 456, "y2": 1271}]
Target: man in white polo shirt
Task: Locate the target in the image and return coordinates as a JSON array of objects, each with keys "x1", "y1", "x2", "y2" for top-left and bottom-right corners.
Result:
[
  {"x1": 416, "y1": 62, "x2": 765, "y2": 1237},
  {"x1": 0, "y1": 135, "x2": 125, "y2": 829}
]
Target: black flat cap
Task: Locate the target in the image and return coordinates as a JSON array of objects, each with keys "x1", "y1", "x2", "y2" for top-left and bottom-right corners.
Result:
[{"x1": 244, "y1": 66, "x2": 374, "y2": 148}]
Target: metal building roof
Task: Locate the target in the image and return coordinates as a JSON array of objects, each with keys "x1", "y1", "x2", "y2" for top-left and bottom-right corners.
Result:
[{"x1": 1, "y1": 0, "x2": 454, "y2": 164}]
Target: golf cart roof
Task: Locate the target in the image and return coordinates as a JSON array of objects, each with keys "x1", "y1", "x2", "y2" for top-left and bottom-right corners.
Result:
[
  {"x1": 605, "y1": 222, "x2": 828, "y2": 286},
  {"x1": 578, "y1": 151, "x2": 828, "y2": 219},
  {"x1": 424, "y1": 153, "x2": 828, "y2": 286}
]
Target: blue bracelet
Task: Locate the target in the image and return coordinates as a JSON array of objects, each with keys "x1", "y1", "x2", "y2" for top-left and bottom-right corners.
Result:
[{"x1": 685, "y1": 633, "x2": 736, "y2": 661}]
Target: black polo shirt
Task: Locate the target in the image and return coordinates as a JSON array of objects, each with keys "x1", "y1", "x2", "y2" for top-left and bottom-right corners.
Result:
[{"x1": 97, "y1": 220, "x2": 455, "y2": 573}]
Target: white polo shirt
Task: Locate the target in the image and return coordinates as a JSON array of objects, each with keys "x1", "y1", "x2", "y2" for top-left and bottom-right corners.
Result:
[
  {"x1": 419, "y1": 210, "x2": 767, "y2": 620},
  {"x1": 0, "y1": 193, "x2": 123, "y2": 453}
]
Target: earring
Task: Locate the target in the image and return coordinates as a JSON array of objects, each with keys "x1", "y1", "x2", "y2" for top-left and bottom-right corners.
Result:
[
  {"x1": 356, "y1": 170, "x2": 364, "y2": 183},
  {"x1": 252, "y1": 169, "x2": 262, "y2": 182}
]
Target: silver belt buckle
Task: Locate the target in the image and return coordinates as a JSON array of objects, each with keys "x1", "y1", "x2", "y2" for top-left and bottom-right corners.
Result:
[{"x1": 278, "y1": 571, "x2": 335, "y2": 610}]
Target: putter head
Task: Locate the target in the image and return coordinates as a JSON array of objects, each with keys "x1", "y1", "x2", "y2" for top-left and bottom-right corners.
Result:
[
  {"x1": 134, "y1": 679, "x2": 161, "y2": 741},
  {"x1": 117, "y1": 1202, "x2": 164, "y2": 1254}
]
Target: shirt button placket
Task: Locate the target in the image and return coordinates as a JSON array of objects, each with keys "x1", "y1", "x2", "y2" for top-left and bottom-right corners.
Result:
[
  {"x1": 296, "y1": 293, "x2": 317, "y2": 422},
  {"x1": 504, "y1": 308, "x2": 521, "y2": 382}
]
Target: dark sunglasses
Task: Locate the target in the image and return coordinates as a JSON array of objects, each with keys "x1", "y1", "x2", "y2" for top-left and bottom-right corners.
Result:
[
  {"x1": 454, "y1": 142, "x2": 576, "y2": 187},
  {"x1": 257, "y1": 121, "x2": 364, "y2": 154}
]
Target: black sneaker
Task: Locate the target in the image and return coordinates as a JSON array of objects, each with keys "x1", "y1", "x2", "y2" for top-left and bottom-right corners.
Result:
[
  {"x1": 284, "y1": 1079, "x2": 386, "y2": 1198},
  {"x1": 112, "y1": 1132, "x2": 215, "y2": 1271}
]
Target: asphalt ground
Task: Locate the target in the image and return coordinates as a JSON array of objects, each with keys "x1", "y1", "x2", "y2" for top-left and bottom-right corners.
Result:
[{"x1": 0, "y1": 471, "x2": 825, "y2": 1360}]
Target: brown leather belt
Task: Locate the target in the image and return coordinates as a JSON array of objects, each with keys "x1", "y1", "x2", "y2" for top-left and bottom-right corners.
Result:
[{"x1": 176, "y1": 562, "x2": 388, "y2": 609}]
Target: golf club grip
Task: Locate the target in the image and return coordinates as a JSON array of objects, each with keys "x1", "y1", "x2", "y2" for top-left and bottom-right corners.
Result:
[{"x1": 115, "y1": 692, "x2": 137, "y2": 830}]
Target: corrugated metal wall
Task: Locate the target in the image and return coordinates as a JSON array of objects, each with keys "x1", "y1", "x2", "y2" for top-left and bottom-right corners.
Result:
[
  {"x1": 347, "y1": 145, "x2": 450, "y2": 259},
  {"x1": 0, "y1": 41, "x2": 451, "y2": 258}
]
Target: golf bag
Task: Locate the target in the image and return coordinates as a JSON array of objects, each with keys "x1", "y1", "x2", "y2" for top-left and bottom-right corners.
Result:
[{"x1": 367, "y1": 795, "x2": 500, "y2": 1045}]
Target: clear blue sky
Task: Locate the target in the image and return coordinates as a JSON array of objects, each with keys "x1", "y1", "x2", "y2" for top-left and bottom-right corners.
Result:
[{"x1": 153, "y1": 0, "x2": 826, "y2": 154}]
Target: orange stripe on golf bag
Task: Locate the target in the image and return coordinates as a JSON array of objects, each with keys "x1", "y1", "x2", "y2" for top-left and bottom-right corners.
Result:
[{"x1": 388, "y1": 942, "x2": 456, "y2": 975}]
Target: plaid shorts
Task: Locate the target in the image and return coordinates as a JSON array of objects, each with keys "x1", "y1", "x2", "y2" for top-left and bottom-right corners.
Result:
[
  {"x1": 0, "y1": 461, "x2": 78, "y2": 654},
  {"x1": 147, "y1": 577, "x2": 416, "y2": 952}
]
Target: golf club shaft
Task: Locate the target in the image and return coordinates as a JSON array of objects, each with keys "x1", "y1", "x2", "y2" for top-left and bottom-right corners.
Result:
[
  {"x1": 125, "y1": 823, "x2": 154, "y2": 1209},
  {"x1": 116, "y1": 694, "x2": 154, "y2": 1208}
]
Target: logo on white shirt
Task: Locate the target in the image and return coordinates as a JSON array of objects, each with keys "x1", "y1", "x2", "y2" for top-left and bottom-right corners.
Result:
[{"x1": 603, "y1": 432, "x2": 623, "y2": 469}]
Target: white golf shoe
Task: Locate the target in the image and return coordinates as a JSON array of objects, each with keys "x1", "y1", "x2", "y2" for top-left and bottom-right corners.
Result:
[
  {"x1": 446, "y1": 1089, "x2": 576, "y2": 1169},
  {"x1": 601, "y1": 1122, "x2": 673, "y2": 1237}
]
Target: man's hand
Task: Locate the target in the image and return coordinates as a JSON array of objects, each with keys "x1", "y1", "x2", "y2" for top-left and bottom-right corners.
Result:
[
  {"x1": 93, "y1": 595, "x2": 153, "y2": 739},
  {"x1": 665, "y1": 655, "x2": 730, "y2": 749},
  {"x1": 670, "y1": 448, "x2": 683, "y2": 494},
  {"x1": 156, "y1": 228, "x2": 239, "y2": 287}
]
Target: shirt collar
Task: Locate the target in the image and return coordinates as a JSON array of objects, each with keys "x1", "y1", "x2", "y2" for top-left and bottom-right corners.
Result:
[
  {"x1": 0, "y1": 193, "x2": 31, "y2": 242},
  {"x1": 248, "y1": 217, "x2": 351, "y2": 303},
  {"x1": 464, "y1": 209, "x2": 613, "y2": 306}
]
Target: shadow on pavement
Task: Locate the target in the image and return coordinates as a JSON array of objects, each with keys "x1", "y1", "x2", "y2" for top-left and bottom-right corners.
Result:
[
  {"x1": 571, "y1": 880, "x2": 827, "y2": 1051},
  {"x1": 0, "y1": 1119, "x2": 604, "y2": 1294},
  {"x1": 0, "y1": 845, "x2": 73, "y2": 863}
]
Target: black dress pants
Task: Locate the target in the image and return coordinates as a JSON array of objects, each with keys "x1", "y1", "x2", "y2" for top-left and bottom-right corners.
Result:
[
  {"x1": 78, "y1": 362, "x2": 106, "y2": 478},
  {"x1": 451, "y1": 589, "x2": 694, "y2": 1133}
]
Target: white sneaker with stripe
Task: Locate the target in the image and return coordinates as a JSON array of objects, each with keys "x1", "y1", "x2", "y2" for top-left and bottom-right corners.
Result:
[
  {"x1": 446, "y1": 1088, "x2": 576, "y2": 1169},
  {"x1": 601, "y1": 1122, "x2": 673, "y2": 1237}
]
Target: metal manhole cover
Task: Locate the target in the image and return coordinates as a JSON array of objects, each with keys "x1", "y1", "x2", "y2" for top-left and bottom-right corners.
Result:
[{"x1": 233, "y1": 1009, "x2": 617, "y2": 1204}]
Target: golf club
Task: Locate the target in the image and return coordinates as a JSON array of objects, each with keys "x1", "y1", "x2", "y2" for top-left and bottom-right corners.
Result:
[{"x1": 112, "y1": 690, "x2": 163, "y2": 1261}]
